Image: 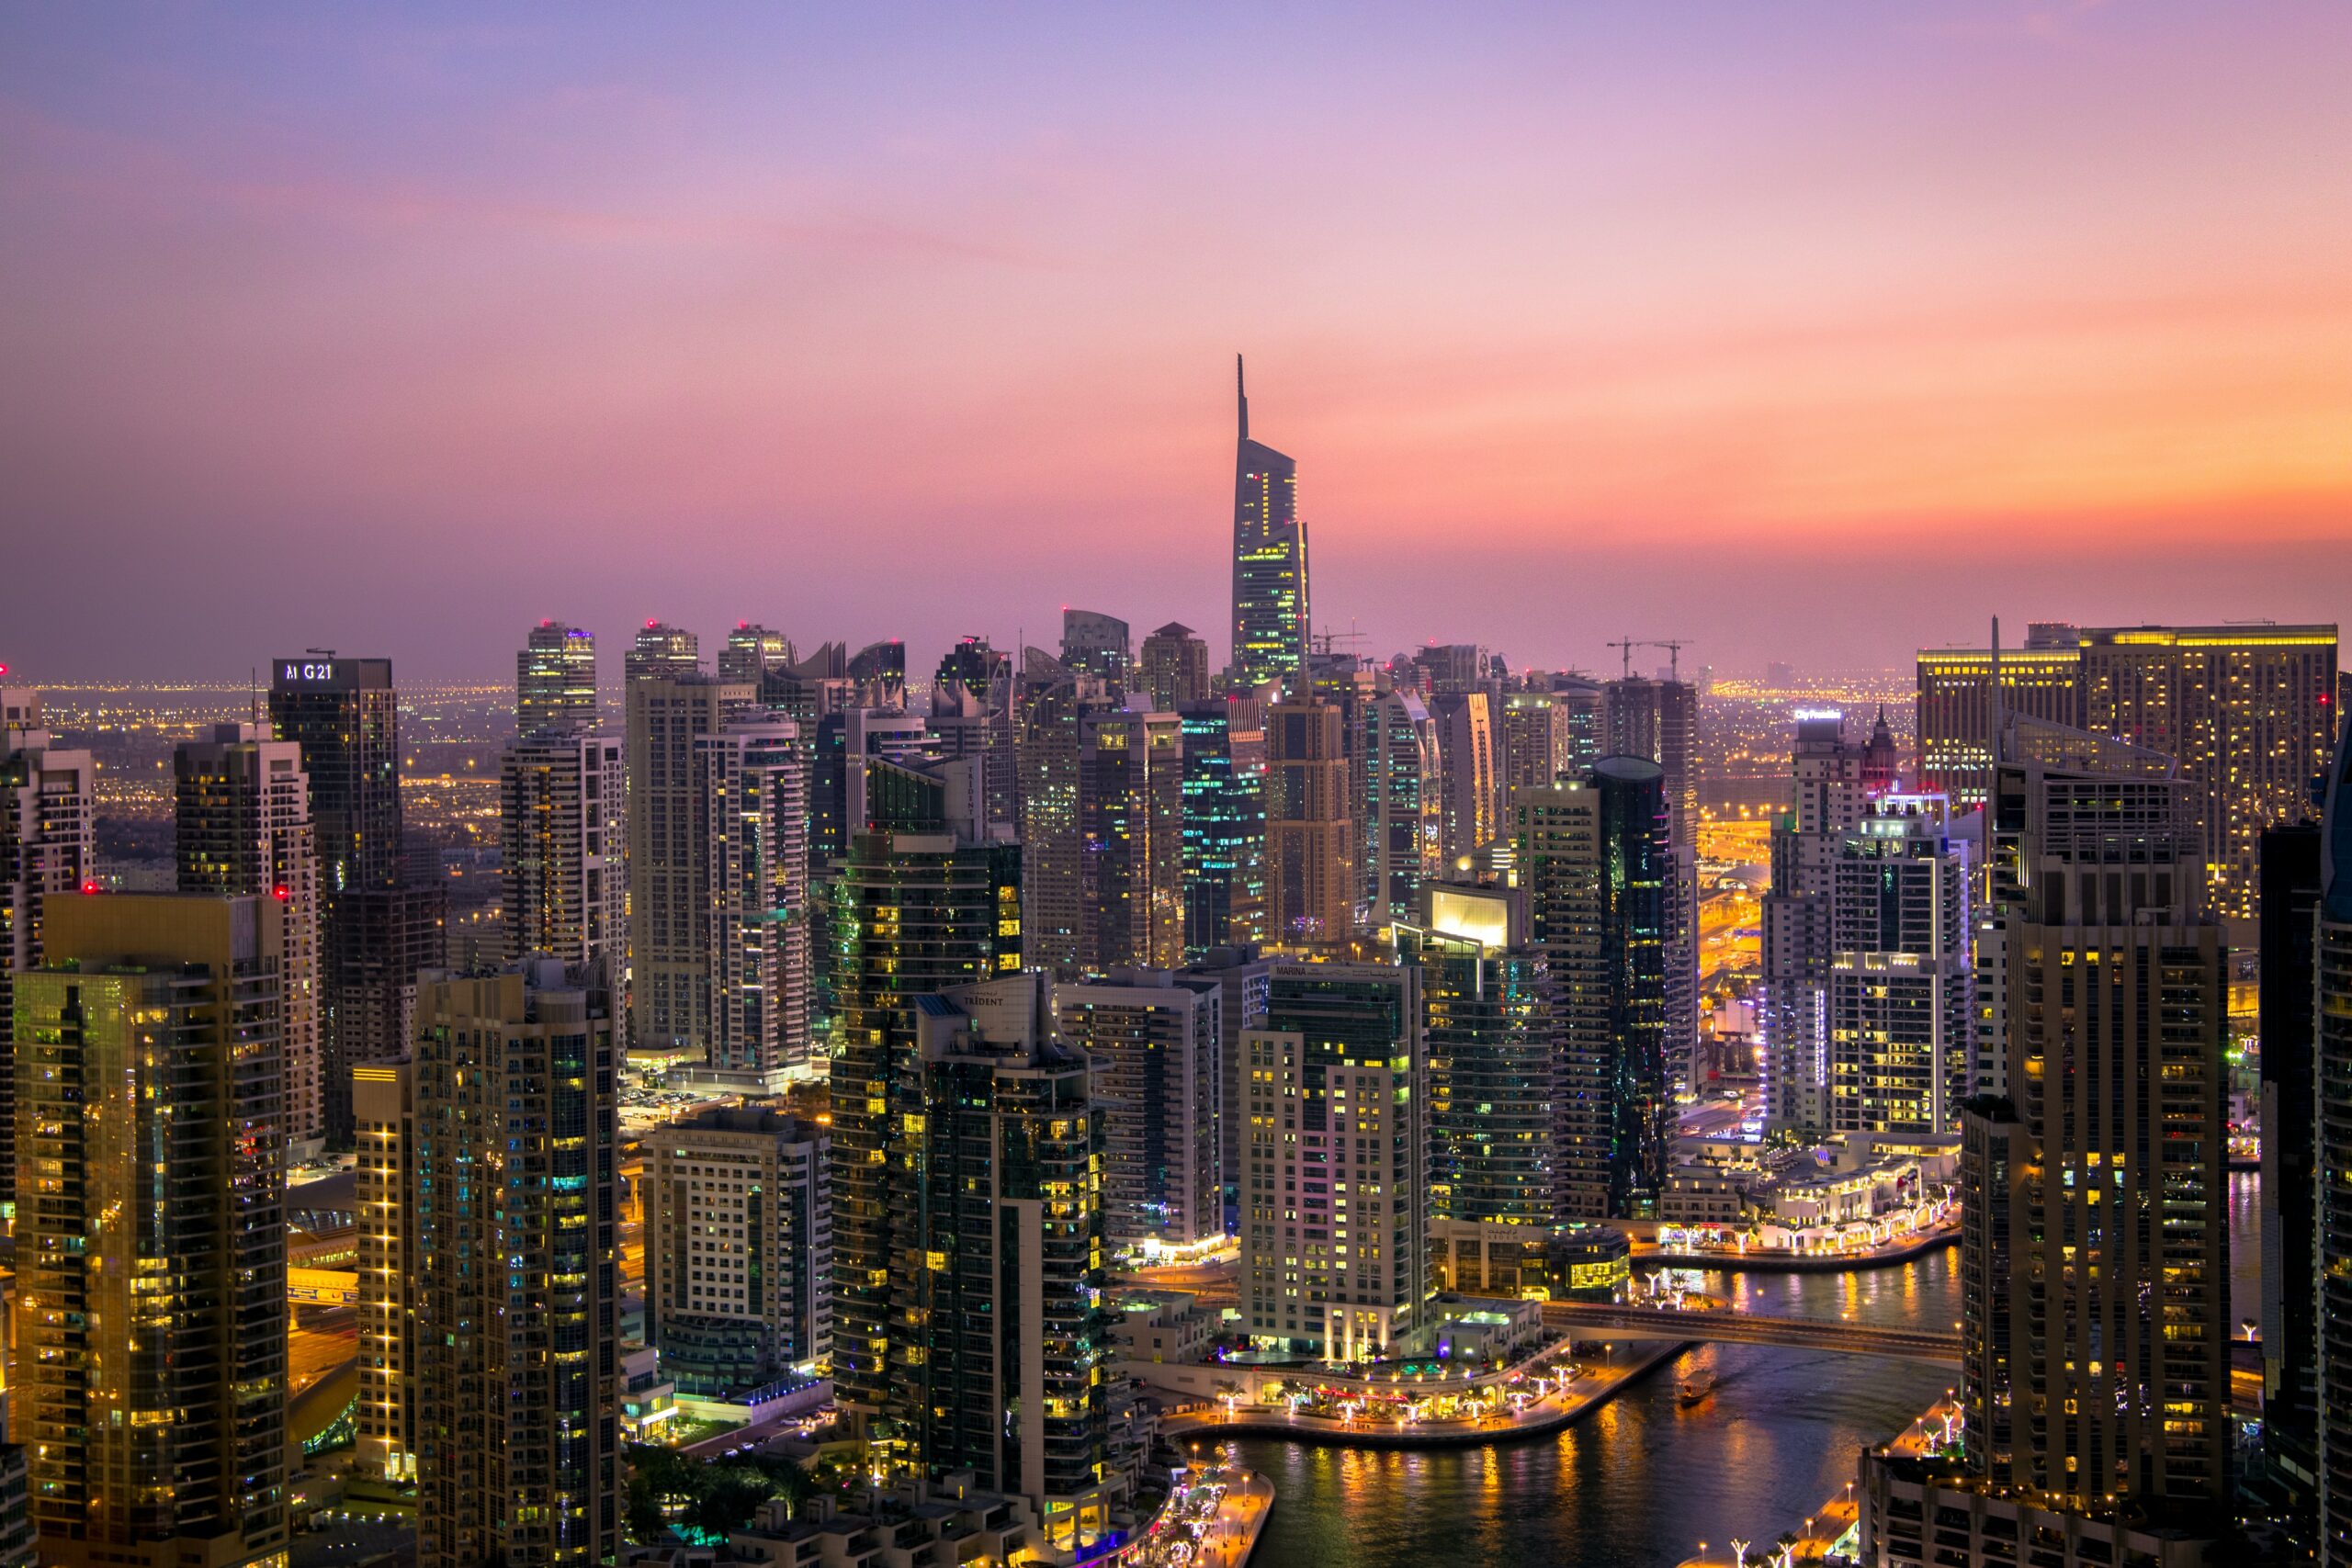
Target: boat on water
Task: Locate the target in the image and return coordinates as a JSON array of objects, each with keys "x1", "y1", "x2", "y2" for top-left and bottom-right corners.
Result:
[{"x1": 1679, "y1": 1373, "x2": 1716, "y2": 1406}]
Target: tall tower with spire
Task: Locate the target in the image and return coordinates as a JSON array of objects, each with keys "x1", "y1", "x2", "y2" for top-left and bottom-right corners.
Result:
[{"x1": 1229, "y1": 355, "x2": 1309, "y2": 692}]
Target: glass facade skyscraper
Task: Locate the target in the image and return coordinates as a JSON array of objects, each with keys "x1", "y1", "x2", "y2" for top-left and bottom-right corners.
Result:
[{"x1": 1229, "y1": 355, "x2": 1308, "y2": 691}]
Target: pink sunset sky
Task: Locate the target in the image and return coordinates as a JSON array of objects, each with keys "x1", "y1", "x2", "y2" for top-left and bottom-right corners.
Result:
[{"x1": 4, "y1": 3, "x2": 2347, "y2": 682}]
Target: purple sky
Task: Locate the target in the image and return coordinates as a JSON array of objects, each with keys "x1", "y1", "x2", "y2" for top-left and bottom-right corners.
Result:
[{"x1": 5, "y1": 3, "x2": 2348, "y2": 684}]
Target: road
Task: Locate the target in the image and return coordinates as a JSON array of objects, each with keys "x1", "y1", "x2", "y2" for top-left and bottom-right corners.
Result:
[{"x1": 1540, "y1": 1302, "x2": 1961, "y2": 1363}]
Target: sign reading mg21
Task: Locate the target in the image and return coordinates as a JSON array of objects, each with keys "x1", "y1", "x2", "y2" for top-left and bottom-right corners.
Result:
[{"x1": 282, "y1": 660, "x2": 335, "y2": 682}]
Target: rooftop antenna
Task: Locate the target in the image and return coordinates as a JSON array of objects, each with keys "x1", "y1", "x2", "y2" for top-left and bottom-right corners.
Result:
[
  {"x1": 1988, "y1": 615, "x2": 2003, "y2": 769},
  {"x1": 1237, "y1": 353, "x2": 1248, "y2": 444},
  {"x1": 250, "y1": 666, "x2": 259, "y2": 725}
]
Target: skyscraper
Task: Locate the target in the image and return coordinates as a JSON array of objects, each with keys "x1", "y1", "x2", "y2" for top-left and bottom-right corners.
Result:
[
  {"x1": 929, "y1": 636, "x2": 1017, "y2": 833},
  {"x1": 1017, "y1": 675, "x2": 1101, "y2": 976},
  {"x1": 1057, "y1": 969, "x2": 1224, "y2": 1254},
  {"x1": 693, "y1": 716, "x2": 813, "y2": 1087},
  {"x1": 15, "y1": 893, "x2": 290, "y2": 1568},
  {"x1": 1077, "y1": 705, "x2": 1185, "y2": 973},
  {"x1": 413, "y1": 960, "x2": 620, "y2": 1568},
  {"x1": 1229, "y1": 356, "x2": 1308, "y2": 691},
  {"x1": 1958, "y1": 724, "x2": 2228, "y2": 1522},
  {"x1": 1761, "y1": 711, "x2": 1875, "y2": 1134},
  {"x1": 1826, "y1": 794, "x2": 1971, "y2": 1134},
  {"x1": 1517, "y1": 761, "x2": 1672, "y2": 1220},
  {"x1": 1, "y1": 687, "x2": 94, "y2": 1213},
  {"x1": 626, "y1": 671, "x2": 752, "y2": 1050},
  {"x1": 1399, "y1": 881, "x2": 1556, "y2": 1226},
  {"x1": 2314, "y1": 715, "x2": 2352, "y2": 1566},
  {"x1": 1175, "y1": 697, "x2": 1266, "y2": 959},
  {"x1": 1914, "y1": 642, "x2": 2083, "y2": 809},
  {"x1": 1434, "y1": 690, "x2": 1499, "y2": 863},
  {"x1": 627, "y1": 620, "x2": 701, "y2": 683},
  {"x1": 1239, "y1": 962, "x2": 1429, "y2": 1359},
  {"x1": 498, "y1": 729, "x2": 626, "y2": 972},
  {"x1": 1605, "y1": 675, "x2": 1700, "y2": 1089},
  {"x1": 269, "y1": 653, "x2": 401, "y2": 895},
  {"x1": 718, "y1": 621, "x2": 794, "y2": 685},
  {"x1": 1498, "y1": 689, "x2": 1569, "y2": 810},
  {"x1": 175, "y1": 721, "x2": 323, "y2": 1150},
  {"x1": 323, "y1": 883, "x2": 446, "y2": 1144},
  {"x1": 1139, "y1": 621, "x2": 1212, "y2": 709},
  {"x1": 645, "y1": 1104, "x2": 831, "y2": 1396},
  {"x1": 2076, "y1": 623, "x2": 2337, "y2": 920},
  {"x1": 2257, "y1": 817, "x2": 2324, "y2": 1544},
  {"x1": 1263, "y1": 696, "x2": 1354, "y2": 950},
  {"x1": 352, "y1": 1059, "x2": 416, "y2": 1485},
  {"x1": 829, "y1": 761, "x2": 1023, "y2": 1459},
  {"x1": 518, "y1": 619, "x2": 599, "y2": 739},
  {"x1": 1061, "y1": 608, "x2": 1132, "y2": 684},
  {"x1": 1363, "y1": 687, "x2": 1442, "y2": 925}
]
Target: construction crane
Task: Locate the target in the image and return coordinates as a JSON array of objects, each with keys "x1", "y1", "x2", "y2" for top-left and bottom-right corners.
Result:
[{"x1": 1607, "y1": 637, "x2": 1690, "y2": 682}]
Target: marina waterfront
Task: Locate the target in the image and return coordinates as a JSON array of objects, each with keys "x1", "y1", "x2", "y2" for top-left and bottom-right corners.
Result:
[{"x1": 1216, "y1": 1175, "x2": 2264, "y2": 1568}]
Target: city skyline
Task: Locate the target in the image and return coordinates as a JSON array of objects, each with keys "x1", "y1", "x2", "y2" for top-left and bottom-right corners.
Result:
[{"x1": 6, "y1": 5, "x2": 2351, "y2": 682}]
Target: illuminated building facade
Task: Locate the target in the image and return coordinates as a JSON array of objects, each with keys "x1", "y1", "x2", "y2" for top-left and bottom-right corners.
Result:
[
  {"x1": 2075, "y1": 624, "x2": 2337, "y2": 920},
  {"x1": 1229, "y1": 355, "x2": 1309, "y2": 691},
  {"x1": 828, "y1": 762, "x2": 1024, "y2": 1458},
  {"x1": 1175, "y1": 698, "x2": 1266, "y2": 959},
  {"x1": 353, "y1": 1060, "x2": 415, "y2": 1483},
  {"x1": 1, "y1": 689, "x2": 97, "y2": 1200},
  {"x1": 413, "y1": 962, "x2": 620, "y2": 1568},
  {"x1": 717, "y1": 621, "x2": 793, "y2": 685},
  {"x1": 497, "y1": 730, "x2": 626, "y2": 973},
  {"x1": 1057, "y1": 969, "x2": 1223, "y2": 1253},
  {"x1": 1913, "y1": 643, "x2": 2081, "y2": 809},
  {"x1": 269, "y1": 652, "x2": 400, "y2": 895},
  {"x1": 1516, "y1": 761, "x2": 1671, "y2": 1220},
  {"x1": 1363, "y1": 688, "x2": 1442, "y2": 925},
  {"x1": 646, "y1": 1105, "x2": 831, "y2": 1396},
  {"x1": 1434, "y1": 691, "x2": 1498, "y2": 863},
  {"x1": 812, "y1": 706, "x2": 930, "y2": 862},
  {"x1": 16, "y1": 894, "x2": 289, "y2": 1568},
  {"x1": 1826, "y1": 795, "x2": 1971, "y2": 1135},
  {"x1": 1762, "y1": 711, "x2": 1874, "y2": 1134},
  {"x1": 1140, "y1": 621, "x2": 1212, "y2": 710},
  {"x1": 693, "y1": 718, "x2": 813, "y2": 1087},
  {"x1": 929, "y1": 637, "x2": 1017, "y2": 834},
  {"x1": 1240, "y1": 963, "x2": 1430, "y2": 1359},
  {"x1": 517, "y1": 619, "x2": 598, "y2": 738},
  {"x1": 175, "y1": 721, "x2": 323, "y2": 1151},
  {"x1": 1017, "y1": 676, "x2": 1101, "y2": 976},
  {"x1": 1398, "y1": 882, "x2": 1555, "y2": 1227},
  {"x1": 1263, "y1": 697, "x2": 1354, "y2": 950},
  {"x1": 1959, "y1": 728, "x2": 2229, "y2": 1523},
  {"x1": 626, "y1": 672, "x2": 752, "y2": 1050},
  {"x1": 1077, "y1": 706, "x2": 1185, "y2": 973},
  {"x1": 625, "y1": 619, "x2": 701, "y2": 682},
  {"x1": 1498, "y1": 690, "x2": 1569, "y2": 810},
  {"x1": 2317, "y1": 716, "x2": 2352, "y2": 1566}
]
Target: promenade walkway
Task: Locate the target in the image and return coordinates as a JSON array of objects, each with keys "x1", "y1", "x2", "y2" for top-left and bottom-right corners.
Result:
[
  {"x1": 1122, "y1": 1462, "x2": 1273, "y2": 1568},
  {"x1": 1159, "y1": 1338, "x2": 1683, "y2": 1450}
]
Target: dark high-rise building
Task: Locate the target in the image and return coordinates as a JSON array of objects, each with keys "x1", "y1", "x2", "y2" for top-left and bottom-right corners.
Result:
[
  {"x1": 270, "y1": 653, "x2": 400, "y2": 895},
  {"x1": 1, "y1": 689, "x2": 96, "y2": 1213},
  {"x1": 175, "y1": 721, "x2": 323, "y2": 1148},
  {"x1": 1516, "y1": 761, "x2": 1671, "y2": 1220},
  {"x1": 829, "y1": 762, "x2": 1023, "y2": 1459},
  {"x1": 1761, "y1": 711, "x2": 1876, "y2": 1134},
  {"x1": 1434, "y1": 690, "x2": 1498, "y2": 863},
  {"x1": 518, "y1": 619, "x2": 598, "y2": 739},
  {"x1": 1229, "y1": 355, "x2": 1308, "y2": 691},
  {"x1": 2259, "y1": 818, "x2": 2324, "y2": 1546},
  {"x1": 1016, "y1": 676, "x2": 1100, "y2": 976},
  {"x1": 16, "y1": 894, "x2": 291, "y2": 1568},
  {"x1": 2316, "y1": 716, "x2": 2352, "y2": 1566},
  {"x1": 1176, "y1": 697, "x2": 1266, "y2": 960},
  {"x1": 812, "y1": 706, "x2": 930, "y2": 863},
  {"x1": 1187, "y1": 942, "x2": 1274, "y2": 1226},
  {"x1": 1363, "y1": 688, "x2": 1442, "y2": 925},
  {"x1": 1140, "y1": 622, "x2": 1212, "y2": 710},
  {"x1": 323, "y1": 881, "x2": 446, "y2": 1141},
  {"x1": 413, "y1": 960, "x2": 620, "y2": 1568},
  {"x1": 1605, "y1": 675, "x2": 1699, "y2": 1089},
  {"x1": 1400, "y1": 881, "x2": 1555, "y2": 1226},
  {"x1": 1958, "y1": 725, "x2": 2229, "y2": 1524},
  {"x1": 1061, "y1": 608, "x2": 1131, "y2": 685},
  {"x1": 930, "y1": 637, "x2": 1017, "y2": 833}
]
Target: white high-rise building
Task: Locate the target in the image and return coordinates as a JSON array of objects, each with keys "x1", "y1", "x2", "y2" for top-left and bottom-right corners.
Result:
[
  {"x1": 1057, "y1": 969, "x2": 1224, "y2": 1255},
  {"x1": 1826, "y1": 794, "x2": 1971, "y2": 1134},
  {"x1": 500, "y1": 730, "x2": 626, "y2": 973},
  {"x1": 691, "y1": 718, "x2": 812, "y2": 1089},
  {"x1": 1, "y1": 686, "x2": 96, "y2": 1213}
]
